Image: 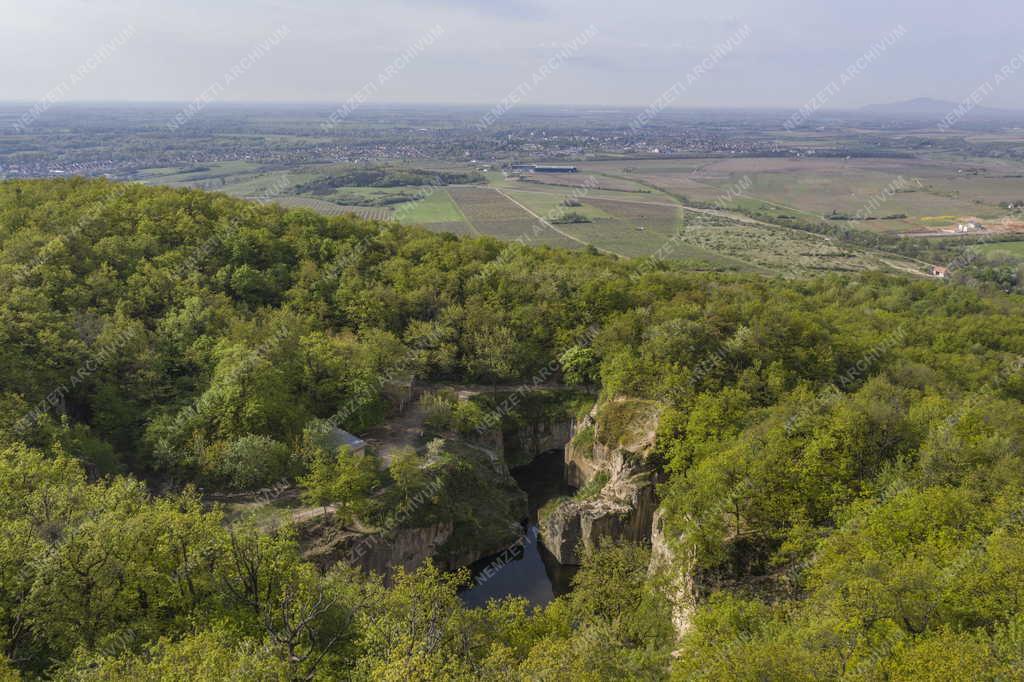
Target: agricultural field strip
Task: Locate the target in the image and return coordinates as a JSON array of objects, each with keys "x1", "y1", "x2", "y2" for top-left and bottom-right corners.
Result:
[
  {"x1": 490, "y1": 187, "x2": 622, "y2": 256},
  {"x1": 500, "y1": 178, "x2": 849, "y2": 271},
  {"x1": 589, "y1": 171, "x2": 815, "y2": 231},
  {"x1": 498, "y1": 188, "x2": 767, "y2": 268},
  {"x1": 599, "y1": 170, "x2": 934, "y2": 274},
  {"x1": 444, "y1": 188, "x2": 482, "y2": 236},
  {"x1": 713, "y1": 190, "x2": 935, "y2": 272},
  {"x1": 502, "y1": 183, "x2": 784, "y2": 234}
]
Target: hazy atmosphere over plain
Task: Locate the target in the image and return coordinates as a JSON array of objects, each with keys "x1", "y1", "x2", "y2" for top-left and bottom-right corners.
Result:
[{"x1": 2, "y1": 0, "x2": 1023, "y2": 109}]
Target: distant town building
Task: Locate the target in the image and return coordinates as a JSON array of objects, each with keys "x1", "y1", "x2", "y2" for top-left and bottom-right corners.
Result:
[
  {"x1": 534, "y1": 165, "x2": 578, "y2": 173},
  {"x1": 931, "y1": 265, "x2": 950, "y2": 278},
  {"x1": 506, "y1": 163, "x2": 578, "y2": 173}
]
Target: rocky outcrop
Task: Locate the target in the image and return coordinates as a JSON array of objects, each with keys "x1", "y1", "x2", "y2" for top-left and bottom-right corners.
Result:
[
  {"x1": 296, "y1": 390, "x2": 592, "y2": 583},
  {"x1": 649, "y1": 508, "x2": 697, "y2": 642},
  {"x1": 504, "y1": 417, "x2": 574, "y2": 468},
  {"x1": 301, "y1": 436, "x2": 528, "y2": 581},
  {"x1": 564, "y1": 398, "x2": 660, "y2": 487},
  {"x1": 540, "y1": 468, "x2": 659, "y2": 564},
  {"x1": 540, "y1": 398, "x2": 663, "y2": 565},
  {"x1": 436, "y1": 519, "x2": 526, "y2": 571},
  {"x1": 303, "y1": 521, "x2": 454, "y2": 583}
]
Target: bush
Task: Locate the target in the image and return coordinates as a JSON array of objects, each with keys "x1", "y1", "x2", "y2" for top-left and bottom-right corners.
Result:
[
  {"x1": 538, "y1": 496, "x2": 571, "y2": 523},
  {"x1": 200, "y1": 434, "x2": 295, "y2": 491},
  {"x1": 570, "y1": 425, "x2": 595, "y2": 454},
  {"x1": 422, "y1": 392, "x2": 489, "y2": 435},
  {"x1": 551, "y1": 211, "x2": 591, "y2": 224},
  {"x1": 421, "y1": 391, "x2": 457, "y2": 431},
  {"x1": 452, "y1": 400, "x2": 488, "y2": 435}
]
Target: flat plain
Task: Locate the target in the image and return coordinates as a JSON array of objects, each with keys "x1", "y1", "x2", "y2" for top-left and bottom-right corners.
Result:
[{"x1": 130, "y1": 152, "x2": 1024, "y2": 277}]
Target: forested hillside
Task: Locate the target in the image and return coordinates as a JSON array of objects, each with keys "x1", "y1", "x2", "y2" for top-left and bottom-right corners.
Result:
[{"x1": 2, "y1": 178, "x2": 1024, "y2": 679}]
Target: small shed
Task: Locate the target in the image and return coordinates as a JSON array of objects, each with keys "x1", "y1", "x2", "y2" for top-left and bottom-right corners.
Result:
[{"x1": 326, "y1": 428, "x2": 367, "y2": 455}]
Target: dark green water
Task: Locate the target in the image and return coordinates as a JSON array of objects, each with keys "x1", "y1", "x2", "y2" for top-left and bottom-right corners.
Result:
[{"x1": 459, "y1": 449, "x2": 578, "y2": 608}]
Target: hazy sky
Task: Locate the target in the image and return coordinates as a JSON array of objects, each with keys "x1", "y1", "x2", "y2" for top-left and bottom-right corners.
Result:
[{"x1": 2, "y1": 0, "x2": 1023, "y2": 110}]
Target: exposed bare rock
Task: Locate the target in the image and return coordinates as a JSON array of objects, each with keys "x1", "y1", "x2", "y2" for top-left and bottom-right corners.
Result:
[
  {"x1": 540, "y1": 398, "x2": 663, "y2": 565},
  {"x1": 649, "y1": 507, "x2": 697, "y2": 643},
  {"x1": 302, "y1": 521, "x2": 454, "y2": 583},
  {"x1": 505, "y1": 417, "x2": 574, "y2": 467},
  {"x1": 565, "y1": 398, "x2": 660, "y2": 486}
]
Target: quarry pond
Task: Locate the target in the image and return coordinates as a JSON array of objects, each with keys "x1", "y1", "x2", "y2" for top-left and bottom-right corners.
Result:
[{"x1": 459, "y1": 449, "x2": 578, "y2": 608}]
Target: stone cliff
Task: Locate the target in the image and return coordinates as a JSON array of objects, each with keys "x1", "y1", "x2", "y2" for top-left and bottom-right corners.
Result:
[
  {"x1": 540, "y1": 398, "x2": 663, "y2": 565},
  {"x1": 649, "y1": 507, "x2": 697, "y2": 643},
  {"x1": 302, "y1": 521, "x2": 454, "y2": 582}
]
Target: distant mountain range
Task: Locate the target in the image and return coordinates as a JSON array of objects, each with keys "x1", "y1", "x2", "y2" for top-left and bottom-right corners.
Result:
[{"x1": 859, "y1": 97, "x2": 1014, "y2": 118}]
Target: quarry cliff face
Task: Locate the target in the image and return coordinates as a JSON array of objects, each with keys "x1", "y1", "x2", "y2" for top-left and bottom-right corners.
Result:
[
  {"x1": 499, "y1": 412, "x2": 575, "y2": 469},
  {"x1": 302, "y1": 392, "x2": 664, "y2": 581},
  {"x1": 540, "y1": 398, "x2": 663, "y2": 565},
  {"x1": 303, "y1": 521, "x2": 455, "y2": 582},
  {"x1": 649, "y1": 507, "x2": 697, "y2": 643}
]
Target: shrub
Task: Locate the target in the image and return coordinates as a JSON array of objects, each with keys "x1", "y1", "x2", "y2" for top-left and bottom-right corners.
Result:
[
  {"x1": 571, "y1": 425, "x2": 595, "y2": 454},
  {"x1": 575, "y1": 471, "x2": 609, "y2": 500},
  {"x1": 551, "y1": 211, "x2": 591, "y2": 224},
  {"x1": 421, "y1": 391, "x2": 457, "y2": 431},
  {"x1": 200, "y1": 434, "x2": 294, "y2": 491}
]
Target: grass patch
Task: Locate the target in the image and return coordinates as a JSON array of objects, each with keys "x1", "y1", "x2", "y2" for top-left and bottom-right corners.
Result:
[
  {"x1": 571, "y1": 424, "x2": 595, "y2": 454},
  {"x1": 574, "y1": 471, "x2": 609, "y2": 501},
  {"x1": 596, "y1": 399, "x2": 660, "y2": 449},
  {"x1": 973, "y1": 241, "x2": 1024, "y2": 262},
  {"x1": 539, "y1": 495, "x2": 571, "y2": 523}
]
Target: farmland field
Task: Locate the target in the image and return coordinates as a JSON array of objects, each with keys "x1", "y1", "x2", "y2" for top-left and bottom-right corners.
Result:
[
  {"x1": 392, "y1": 189, "x2": 467, "y2": 225},
  {"x1": 270, "y1": 196, "x2": 392, "y2": 220},
  {"x1": 972, "y1": 240, "x2": 1024, "y2": 262},
  {"x1": 447, "y1": 186, "x2": 581, "y2": 249},
  {"x1": 575, "y1": 157, "x2": 1024, "y2": 236},
  {"x1": 676, "y1": 212, "x2": 908, "y2": 275},
  {"x1": 501, "y1": 189, "x2": 616, "y2": 222},
  {"x1": 482, "y1": 182, "x2": 917, "y2": 274},
  {"x1": 513, "y1": 172, "x2": 655, "y2": 194},
  {"x1": 131, "y1": 156, "x2": 986, "y2": 276},
  {"x1": 135, "y1": 160, "x2": 261, "y2": 186},
  {"x1": 250, "y1": 165, "x2": 936, "y2": 274}
]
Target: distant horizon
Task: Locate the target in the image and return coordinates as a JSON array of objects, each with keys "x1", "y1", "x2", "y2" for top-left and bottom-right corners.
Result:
[{"x1": 2, "y1": 97, "x2": 1022, "y2": 115}]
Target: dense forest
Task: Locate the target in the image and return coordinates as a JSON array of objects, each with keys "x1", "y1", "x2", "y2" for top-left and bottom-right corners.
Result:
[{"x1": 2, "y1": 178, "x2": 1024, "y2": 679}]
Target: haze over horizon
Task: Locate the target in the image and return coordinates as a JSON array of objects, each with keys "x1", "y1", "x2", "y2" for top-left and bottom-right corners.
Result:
[{"x1": 3, "y1": 0, "x2": 1024, "y2": 112}]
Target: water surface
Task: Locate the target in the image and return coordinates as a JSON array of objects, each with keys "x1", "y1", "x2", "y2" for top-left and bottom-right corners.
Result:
[{"x1": 459, "y1": 449, "x2": 578, "y2": 607}]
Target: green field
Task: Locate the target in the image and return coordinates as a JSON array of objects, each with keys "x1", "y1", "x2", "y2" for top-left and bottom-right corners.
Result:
[
  {"x1": 447, "y1": 186, "x2": 581, "y2": 249},
  {"x1": 502, "y1": 189, "x2": 615, "y2": 222},
  {"x1": 972, "y1": 241, "x2": 1024, "y2": 262},
  {"x1": 393, "y1": 188, "x2": 466, "y2": 224},
  {"x1": 136, "y1": 161, "x2": 262, "y2": 187}
]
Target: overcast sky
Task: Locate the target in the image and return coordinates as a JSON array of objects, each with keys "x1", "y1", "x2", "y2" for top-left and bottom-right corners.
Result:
[{"x1": 2, "y1": 0, "x2": 1023, "y2": 110}]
